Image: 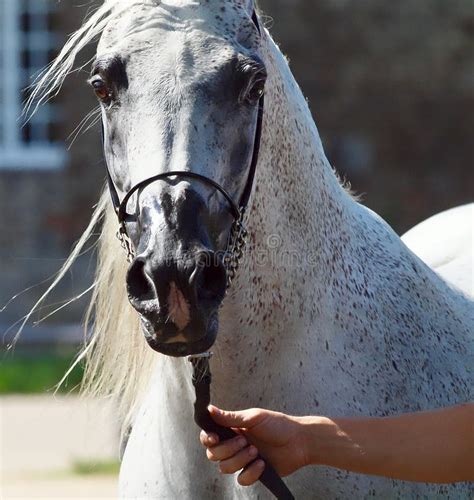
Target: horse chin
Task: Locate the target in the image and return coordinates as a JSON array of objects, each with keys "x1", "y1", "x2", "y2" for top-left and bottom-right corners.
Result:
[
  {"x1": 141, "y1": 311, "x2": 219, "y2": 358},
  {"x1": 146, "y1": 334, "x2": 217, "y2": 357}
]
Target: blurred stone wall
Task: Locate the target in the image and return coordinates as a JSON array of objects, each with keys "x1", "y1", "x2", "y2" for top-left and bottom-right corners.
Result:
[
  {"x1": 259, "y1": 0, "x2": 473, "y2": 230},
  {"x1": 0, "y1": 3, "x2": 102, "y2": 329},
  {"x1": 0, "y1": 0, "x2": 472, "y2": 328}
]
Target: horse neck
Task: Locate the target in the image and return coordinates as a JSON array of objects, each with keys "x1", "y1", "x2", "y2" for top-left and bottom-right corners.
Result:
[
  {"x1": 222, "y1": 33, "x2": 355, "y2": 326},
  {"x1": 211, "y1": 32, "x2": 470, "y2": 394},
  {"x1": 254, "y1": 35, "x2": 351, "y2": 241},
  {"x1": 142, "y1": 30, "x2": 471, "y2": 424}
]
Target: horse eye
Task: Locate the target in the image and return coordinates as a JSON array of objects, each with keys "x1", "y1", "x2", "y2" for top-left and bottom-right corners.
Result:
[
  {"x1": 246, "y1": 78, "x2": 265, "y2": 105},
  {"x1": 91, "y1": 77, "x2": 111, "y2": 101}
]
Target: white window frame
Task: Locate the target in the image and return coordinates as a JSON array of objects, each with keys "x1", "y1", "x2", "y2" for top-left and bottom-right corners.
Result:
[{"x1": 0, "y1": 0, "x2": 66, "y2": 170}]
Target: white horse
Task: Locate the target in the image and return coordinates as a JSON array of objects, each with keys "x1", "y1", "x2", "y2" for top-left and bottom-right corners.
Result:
[
  {"x1": 29, "y1": 1, "x2": 473, "y2": 498},
  {"x1": 402, "y1": 204, "x2": 473, "y2": 300}
]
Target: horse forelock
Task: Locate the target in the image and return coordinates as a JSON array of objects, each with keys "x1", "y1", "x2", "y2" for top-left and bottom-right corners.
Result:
[{"x1": 26, "y1": 0, "x2": 259, "y2": 118}]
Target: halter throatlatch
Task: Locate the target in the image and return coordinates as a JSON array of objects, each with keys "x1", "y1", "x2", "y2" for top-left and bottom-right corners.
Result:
[{"x1": 101, "y1": 10, "x2": 294, "y2": 500}]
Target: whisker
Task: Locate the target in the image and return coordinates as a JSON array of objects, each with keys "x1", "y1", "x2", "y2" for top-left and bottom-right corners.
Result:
[
  {"x1": 68, "y1": 107, "x2": 101, "y2": 149},
  {"x1": 81, "y1": 115, "x2": 102, "y2": 139},
  {"x1": 33, "y1": 284, "x2": 96, "y2": 326},
  {"x1": 68, "y1": 107, "x2": 99, "y2": 141},
  {"x1": 0, "y1": 276, "x2": 55, "y2": 313}
]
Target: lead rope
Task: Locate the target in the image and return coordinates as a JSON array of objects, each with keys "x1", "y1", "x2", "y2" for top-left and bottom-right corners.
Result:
[
  {"x1": 117, "y1": 207, "x2": 294, "y2": 498},
  {"x1": 193, "y1": 217, "x2": 296, "y2": 498},
  {"x1": 189, "y1": 354, "x2": 295, "y2": 500}
]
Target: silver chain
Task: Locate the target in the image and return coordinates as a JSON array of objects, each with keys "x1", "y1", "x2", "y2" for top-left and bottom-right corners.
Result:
[
  {"x1": 223, "y1": 208, "x2": 248, "y2": 290},
  {"x1": 116, "y1": 225, "x2": 135, "y2": 263},
  {"x1": 116, "y1": 208, "x2": 248, "y2": 287}
]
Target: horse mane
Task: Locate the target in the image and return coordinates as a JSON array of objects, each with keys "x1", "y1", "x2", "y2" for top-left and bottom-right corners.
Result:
[
  {"x1": 24, "y1": 0, "x2": 162, "y2": 428},
  {"x1": 82, "y1": 198, "x2": 156, "y2": 428},
  {"x1": 25, "y1": 0, "x2": 257, "y2": 117},
  {"x1": 26, "y1": 1, "x2": 113, "y2": 117}
]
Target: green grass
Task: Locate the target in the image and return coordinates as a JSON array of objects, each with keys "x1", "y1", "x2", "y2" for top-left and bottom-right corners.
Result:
[
  {"x1": 0, "y1": 349, "x2": 83, "y2": 394},
  {"x1": 14, "y1": 459, "x2": 121, "y2": 480},
  {"x1": 71, "y1": 459, "x2": 121, "y2": 476}
]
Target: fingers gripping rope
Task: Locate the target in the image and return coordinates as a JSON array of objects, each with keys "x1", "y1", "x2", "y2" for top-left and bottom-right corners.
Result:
[{"x1": 189, "y1": 354, "x2": 295, "y2": 500}]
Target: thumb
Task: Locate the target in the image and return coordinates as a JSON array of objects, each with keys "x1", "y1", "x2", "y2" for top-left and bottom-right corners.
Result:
[{"x1": 208, "y1": 405, "x2": 259, "y2": 429}]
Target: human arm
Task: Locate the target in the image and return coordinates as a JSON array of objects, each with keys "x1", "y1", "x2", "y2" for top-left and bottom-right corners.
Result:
[{"x1": 201, "y1": 403, "x2": 474, "y2": 485}]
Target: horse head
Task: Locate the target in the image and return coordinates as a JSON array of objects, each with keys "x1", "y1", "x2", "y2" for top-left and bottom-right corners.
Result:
[{"x1": 94, "y1": 0, "x2": 266, "y2": 357}]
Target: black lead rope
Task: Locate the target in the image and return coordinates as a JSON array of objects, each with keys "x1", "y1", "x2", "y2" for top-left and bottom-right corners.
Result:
[{"x1": 189, "y1": 355, "x2": 295, "y2": 500}]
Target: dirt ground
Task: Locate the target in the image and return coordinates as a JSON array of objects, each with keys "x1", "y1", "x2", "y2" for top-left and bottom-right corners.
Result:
[
  {"x1": 1, "y1": 395, "x2": 120, "y2": 499},
  {"x1": 3, "y1": 476, "x2": 118, "y2": 499}
]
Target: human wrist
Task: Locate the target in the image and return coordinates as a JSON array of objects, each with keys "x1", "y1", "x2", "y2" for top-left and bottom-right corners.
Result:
[
  {"x1": 295, "y1": 415, "x2": 335, "y2": 467},
  {"x1": 298, "y1": 415, "x2": 361, "y2": 468}
]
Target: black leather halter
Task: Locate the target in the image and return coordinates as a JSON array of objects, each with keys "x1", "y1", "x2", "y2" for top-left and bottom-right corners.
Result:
[
  {"x1": 104, "y1": 11, "x2": 264, "y2": 253},
  {"x1": 101, "y1": 10, "x2": 294, "y2": 500}
]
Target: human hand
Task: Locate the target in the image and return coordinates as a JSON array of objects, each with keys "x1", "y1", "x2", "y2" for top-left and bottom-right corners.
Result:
[
  {"x1": 200, "y1": 404, "x2": 474, "y2": 486},
  {"x1": 200, "y1": 405, "x2": 308, "y2": 486}
]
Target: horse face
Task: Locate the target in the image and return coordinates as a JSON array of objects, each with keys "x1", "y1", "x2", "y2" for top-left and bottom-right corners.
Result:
[{"x1": 93, "y1": 1, "x2": 265, "y2": 357}]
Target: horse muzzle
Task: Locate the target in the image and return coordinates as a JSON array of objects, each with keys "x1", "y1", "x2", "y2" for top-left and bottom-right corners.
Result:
[{"x1": 126, "y1": 243, "x2": 227, "y2": 357}]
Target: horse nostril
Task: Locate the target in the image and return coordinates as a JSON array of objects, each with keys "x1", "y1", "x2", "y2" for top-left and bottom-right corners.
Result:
[
  {"x1": 193, "y1": 252, "x2": 227, "y2": 304},
  {"x1": 127, "y1": 257, "x2": 155, "y2": 301}
]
